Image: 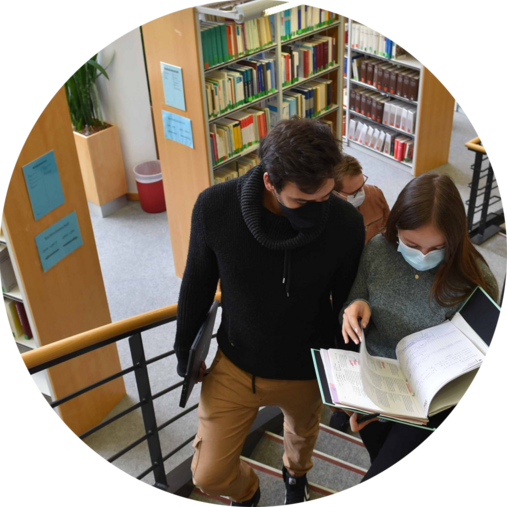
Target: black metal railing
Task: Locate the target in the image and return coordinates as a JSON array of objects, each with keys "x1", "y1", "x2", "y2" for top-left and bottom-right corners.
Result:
[
  {"x1": 25, "y1": 310, "x2": 217, "y2": 491},
  {"x1": 465, "y1": 138, "x2": 505, "y2": 244}
]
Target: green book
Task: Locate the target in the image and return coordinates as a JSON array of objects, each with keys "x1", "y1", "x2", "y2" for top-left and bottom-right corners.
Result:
[
  {"x1": 201, "y1": 27, "x2": 210, "y2": 69},
  {"x1": 220, "y1": 24, "x2": 229, "y2": 62}
]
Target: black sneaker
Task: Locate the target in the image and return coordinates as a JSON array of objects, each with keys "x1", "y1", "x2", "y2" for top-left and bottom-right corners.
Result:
[
  {"x1": 282, "y1": 466, "x2": 310, "y2": 504},
  {"x1": 231, "y1": 486, "x2": 261, "y2": 507},
  {"x1": 329, "y1": 410, "x2": 350, "y2": 433}
]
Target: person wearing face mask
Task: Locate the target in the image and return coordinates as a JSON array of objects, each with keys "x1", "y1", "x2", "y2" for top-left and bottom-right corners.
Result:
[
  {"x1": 333, "y1": 155, "x2": 390, "y2": 244},
  {"x1": 174, "y1": 118, "x2": 365, "y2": 506},
  {"x1": 338, "y1": 173, "x2": 498, "y2": 482}
]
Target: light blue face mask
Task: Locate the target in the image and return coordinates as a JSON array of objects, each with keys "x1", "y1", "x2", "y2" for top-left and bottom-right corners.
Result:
[{"x1": 397, "y1": 236, "x2": 445, "y2": 271}]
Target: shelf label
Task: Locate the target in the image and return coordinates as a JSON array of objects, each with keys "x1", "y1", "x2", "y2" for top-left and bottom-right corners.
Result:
[
  {"x1": 162, "y1": 110, "x2": 194, "y2": 149},
  {"x1": 22, "y1": 150, "x2": 65, "y2": 221},
  {"x1": 35, "y1": 211, "x2": 83, "y2": 272},
  {"x1": 161, "y1": 62, "x2": 186, "y2": 111}
]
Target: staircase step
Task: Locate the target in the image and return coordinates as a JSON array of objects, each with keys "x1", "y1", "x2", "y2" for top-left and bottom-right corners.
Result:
[
  {"x1": 315, "y1": 423, "x2": 371, "y2": 470},
  {"x1": 190, "y1": 456, "x2": 335, "y2": 506},
  {"x1": 250, "y1": 432, "x2": 367, "y2": 494}
]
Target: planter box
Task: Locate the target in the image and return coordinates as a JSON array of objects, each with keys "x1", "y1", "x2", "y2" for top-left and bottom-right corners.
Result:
[{"x1": 73, "y1": 123, "x2": 128, "y2": 211}]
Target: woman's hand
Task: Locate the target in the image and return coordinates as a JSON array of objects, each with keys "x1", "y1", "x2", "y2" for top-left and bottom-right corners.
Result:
[
  {"x1": 342, "y1": 300, "x2": 371, "y2": 345},
  {"x1": 343, "y1": 411, "x2": 378, "y2": 432}
]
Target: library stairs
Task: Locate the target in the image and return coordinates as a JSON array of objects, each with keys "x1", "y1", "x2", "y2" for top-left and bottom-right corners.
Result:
[{"x1": 189, "y1": 406, "x2": 370, "y2": 505}]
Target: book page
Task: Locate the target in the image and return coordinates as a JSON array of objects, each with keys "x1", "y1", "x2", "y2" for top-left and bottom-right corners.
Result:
[
  {"x1": 359, "y1": 342, "x2": 425, "y2": 418},
  {"x1": 320, "y1": 349, "x2": 339, "y2": 404},
  {"x1": 326, "y1": 349, "x2": 382, "y2": 412},
  {"x1": 396, "y1": 321, "x2": 484, "y2": 416}
]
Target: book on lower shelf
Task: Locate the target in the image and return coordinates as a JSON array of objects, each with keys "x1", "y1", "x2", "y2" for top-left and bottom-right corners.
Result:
[
  {"x1": 348, "y1": 118, "x2": 414, "y2": 163},
  {"x1": 349, "y1": 88, "x2": 417, "y2": 134},
  {"x1": 281, "y1": 78, "x2": 335, "y2": 119},
  {"x1": 209, "y1": 106, "x2": 270, "y2": 165},
  {"x1": 214, "y1": 153, "x2": 259, "y2": 184},
  {"x1": 2, "y1": 298, "x2": 29, "y2": 340},
  {"x1": 312, "y1": 287, "x2": 499, "y2": 429}
]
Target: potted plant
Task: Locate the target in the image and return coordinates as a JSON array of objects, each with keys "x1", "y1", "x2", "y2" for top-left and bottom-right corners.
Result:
[{"x1": 65, "y1": 54, "x2": 128, "y2": 216}]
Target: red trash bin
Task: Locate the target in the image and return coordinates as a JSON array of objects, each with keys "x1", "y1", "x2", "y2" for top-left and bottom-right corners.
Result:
[{"x1": 133, "y1": 161, "x2": 166, "y2": 213}]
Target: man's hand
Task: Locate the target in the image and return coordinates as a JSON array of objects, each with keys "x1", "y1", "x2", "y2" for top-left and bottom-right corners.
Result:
[
  {"x1": 343, "y1": 410, "x2": 378, "y2": 432},
  {"x1": 197, "y1": 361, "x2": 207, "y2": 383}
]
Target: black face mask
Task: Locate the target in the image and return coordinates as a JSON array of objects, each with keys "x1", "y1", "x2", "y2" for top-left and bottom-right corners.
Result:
[{"x1": 274, "y1": 192, "x2": 326, "y2": 231}]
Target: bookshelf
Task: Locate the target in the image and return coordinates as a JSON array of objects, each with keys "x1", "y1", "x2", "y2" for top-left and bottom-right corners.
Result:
[
  {"x1": 3, "y1": 88, "x2": 126, "y2": 435},
  {"x1": 142, "y1": 4, "x2": 344, "y2": 276},
  {"x1": 342, "y1": 19, "x2": 455, "y2": 176}
]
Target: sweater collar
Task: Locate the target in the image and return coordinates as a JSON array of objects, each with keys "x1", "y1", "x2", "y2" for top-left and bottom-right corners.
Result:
[{"x1": 237, "y1": 164, "x2": 330, "y2": 251}]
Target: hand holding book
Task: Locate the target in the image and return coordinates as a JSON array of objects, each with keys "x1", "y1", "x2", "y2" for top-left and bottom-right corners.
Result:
[
  {"x1": 344, "y1": 411, "x2": 379, "y2": 432},
  {"x1": 342, "y1": 300, "x2": 371, "y2": 345}
]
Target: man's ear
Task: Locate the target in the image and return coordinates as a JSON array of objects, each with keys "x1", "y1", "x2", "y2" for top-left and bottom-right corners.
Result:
[{"x1": 263, "y1": 172, "x2": 274, "y2": 192}]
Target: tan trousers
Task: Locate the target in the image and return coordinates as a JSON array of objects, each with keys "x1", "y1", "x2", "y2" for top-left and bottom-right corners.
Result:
[{"x1": 191, "y1": 348, "x2": 323, "y2": 503}]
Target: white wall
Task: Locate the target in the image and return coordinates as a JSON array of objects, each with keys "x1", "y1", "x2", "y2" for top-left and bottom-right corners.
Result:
[{"x1": 96, "y1": 28, "x2": 158, "y2": 194}]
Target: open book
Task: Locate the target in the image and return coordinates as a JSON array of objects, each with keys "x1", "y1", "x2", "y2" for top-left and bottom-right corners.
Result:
[{"x1": 313, "y1": 286, "x2": 500, "y2": 429}]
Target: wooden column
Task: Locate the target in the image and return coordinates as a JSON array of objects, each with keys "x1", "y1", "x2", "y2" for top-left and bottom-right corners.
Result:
[
  {"x1": 142, "y1": 8, "x2": 211, "y2": 278},
  {"x1": 4, "y1": 88, "x2": 125, "y2": 435},
  {"x1": 414, "y1": 67, "x2": 455, "y2": 176}
]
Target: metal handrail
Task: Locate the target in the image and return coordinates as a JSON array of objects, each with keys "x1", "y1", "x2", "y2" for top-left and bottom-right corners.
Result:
[
  {"x1": 21, "y1": 292, "x2": 222, "y2": 490},
  {"x1": 22, "y1": 292, "x2": 221, "y2": 372}
]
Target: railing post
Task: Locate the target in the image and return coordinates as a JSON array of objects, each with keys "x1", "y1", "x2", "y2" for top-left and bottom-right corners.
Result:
[
  {"x1": 467, "y1": 150, "x2": 483, "y2": 234},
  {"x1": 129, "y1": 333, "x2": 168, "y2": 489}
]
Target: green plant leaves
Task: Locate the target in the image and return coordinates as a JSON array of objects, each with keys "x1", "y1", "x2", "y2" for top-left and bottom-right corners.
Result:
[{"x1": 64, "y1": 53, "x2": 110, "y2": 132}]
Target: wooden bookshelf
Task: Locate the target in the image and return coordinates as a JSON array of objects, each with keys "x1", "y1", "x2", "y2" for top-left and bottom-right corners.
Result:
[
  {"x1": 343, "y1": 20, "x2": 455, "y2": 176},
  {"x1": 3, "y1": 88, "x2": 126, "y2": 435},
  {"x1": 142, "y1": 5, "x2": 344, "y2": 276}
]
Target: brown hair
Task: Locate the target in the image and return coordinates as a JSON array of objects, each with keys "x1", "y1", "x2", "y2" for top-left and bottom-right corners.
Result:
[
  {"x1": 384, "y1": 173, "x2": 498, "y2": 307},
  {"x1": 335, "y1": 155, "x2": 363, "y2": 191},
  {"x1": 258, "y1": 117, "x2": 342, "y2": 194}
]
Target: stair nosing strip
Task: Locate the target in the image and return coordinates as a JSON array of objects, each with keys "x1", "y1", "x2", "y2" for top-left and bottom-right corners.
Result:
[
  {"x1": 240, "y1": 456, "x2": 337, "y2": 496},
  {"x1": 263, "y1": 431, "x2": 367, "y2": 476},
  {"x1": 192, "y1": 488, "x2": 230, "y2": 504}
]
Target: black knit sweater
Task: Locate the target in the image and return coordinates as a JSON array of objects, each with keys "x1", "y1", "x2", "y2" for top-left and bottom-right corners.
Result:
[{"x1": 174, "y1": 165, "x2": 365, "y2": 380}]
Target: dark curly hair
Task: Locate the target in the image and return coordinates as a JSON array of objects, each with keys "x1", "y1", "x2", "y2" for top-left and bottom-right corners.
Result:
[{"x1": 258, "y1": 117, "x2": 342, "y2": 194}]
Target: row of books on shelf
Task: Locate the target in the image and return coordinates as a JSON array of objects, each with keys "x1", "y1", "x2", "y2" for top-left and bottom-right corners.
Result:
[
  {"x1": 347, "y1": 22, "x2": 406, "y2": 60},
  {"x1": 5, "y1": 299, "x2": 33, "y2": 341},
  {"x1": 201, "y1": 8, "x2": 336, "y2": 69},
  {"x1": 279, "y1": 35, "x2": 337, "y2": 85},
  {"x1": 347, "y1": 56, "x2": 420, "y2": 101},
  {"x1": 209, "y1": 106, "x2": 270, "y2": 166},
  {"x1": 213, "y1": 153, "x2": 260, "y2": 184},
  {"x1": 206, "y1": 57, "x2": 277, "y2": 119},
  {"x1": 268, "y1": 79, "x2": 335, "y2": 122},
  {"x1": 280, "y1": 7, "x2": 336, "y2": 40},
  {"x1": 348, "y1": 88, "x2": 417, "y2": 134},
  {"x1": 205, "y1": 37, "x2": 337, "y2": 119},
  {"x1": 209, "y1": 89, "x2": 335, "y2": 167},
  {"x1": 349, "y1": 118, "x2": 414, "y2": 163}
]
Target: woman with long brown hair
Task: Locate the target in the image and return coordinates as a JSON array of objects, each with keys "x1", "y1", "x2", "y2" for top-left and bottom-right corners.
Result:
[{"x1": 340, "y1": 172, "x2": 498, "y2": 481}]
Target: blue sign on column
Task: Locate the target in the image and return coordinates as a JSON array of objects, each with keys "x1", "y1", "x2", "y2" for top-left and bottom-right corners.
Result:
[
  {"x1": 22, "y1": 150, "x2": 65, "y2": 220},
  {"x1": 35, "y1": 211, "x2": 83, "y2": 272}
]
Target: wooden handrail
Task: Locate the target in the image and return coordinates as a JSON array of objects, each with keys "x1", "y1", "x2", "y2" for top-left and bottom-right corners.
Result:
[
  {"x1": 465, "y1": 137, "x2": 486, "y2": 154},
  {"x1": 22, "y1": 292, "x2": 222, "y2": 371}
]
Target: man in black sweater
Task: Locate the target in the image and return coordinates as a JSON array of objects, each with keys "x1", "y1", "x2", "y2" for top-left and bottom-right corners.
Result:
[{"x1": 175, "y1": 118, "x2": 364, "y2": 506}]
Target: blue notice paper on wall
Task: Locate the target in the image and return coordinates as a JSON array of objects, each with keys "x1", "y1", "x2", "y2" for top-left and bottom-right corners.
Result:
[
  {"x1": 161, "y1": 62, "x2": 186, "y2": 111},
  {"x1": 35, "y1": 211, "x2": 83, "y2": 272},
  {"x1": 162, "y1": 110, "x2": 194, "y2": 149},
  {"x1": 22, "y1": 150, "x2": 65, "y2": 221}
]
